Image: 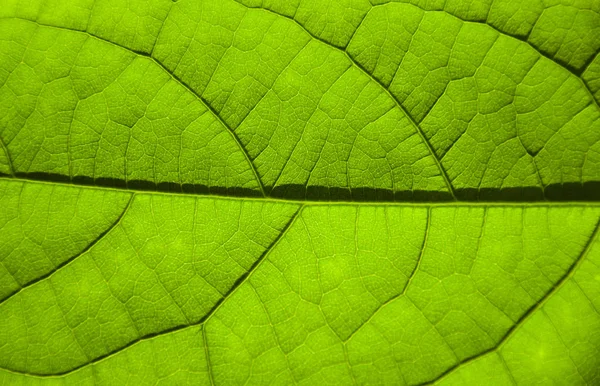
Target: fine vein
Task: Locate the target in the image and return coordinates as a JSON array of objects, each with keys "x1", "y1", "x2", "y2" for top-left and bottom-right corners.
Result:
[
  {"x1": 370, "y1": 1, "x2": 600, "y2": 104},
  {"x1": 0, "y1": 136, "x2": 15, "y2": 176},
  {"x1": 424, "y1": 216, "x2": 600, "y2": 385},
  {"x1": 233, "y1": 3, "x2": 458, "y2": 200},
  {"x1": 0, "y1": 206, "x2": 303, "y2": 378},
  {"x1": 0, "y1": 193, "x2": 135, "y2": 307},
  {"x1": 344, "y1": 206, "x2": 431, "y2": 342},
  {"x1": 0, "y1": 17, "x2": 266, "y2": 197}
]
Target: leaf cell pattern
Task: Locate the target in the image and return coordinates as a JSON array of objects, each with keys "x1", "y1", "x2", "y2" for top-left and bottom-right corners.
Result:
[{"x1": 0, "y1": 0, "x2": 599, "y2": 384}]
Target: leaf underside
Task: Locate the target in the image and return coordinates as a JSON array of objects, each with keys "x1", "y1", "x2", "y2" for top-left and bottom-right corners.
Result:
[{"x1": 0, "y1": 0, "x2": 599, "y2": 384}]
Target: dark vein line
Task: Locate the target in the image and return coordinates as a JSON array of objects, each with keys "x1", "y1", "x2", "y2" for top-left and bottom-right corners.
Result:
[
  {"x1": 369, "y1": 2, "x2": 600, "y2": 111},
  {"x1": 0, "y1": 135, "x2": 15, "y2": 176},
  {"x1": 0, "y1": 8, "x2": 597, "y2": 382},
  {"x1": 2, "y1": 175, "x2": 600, "y2": 206},
  {"x1": 422, "y1": 216, "x2": 600, "y2": 385},
  {"x1": 0, "y1": 17, "x2": 267, "y2": 197},
  {"x1": 497, "y1": 352, "x2": 518, "y2": 386},
  {"x1": 232, "y1": 3, "x2": 458, "y2": 200},
  {"x1": 201, "y1": 205, "x2": 303, "y2": 324},
  {"x1": 572, "y1": 277, "x2": 600, "y2": 316},
  {"x1": 0, "y1": 206, "x2": 303, "y2": 378},
  {"x1": 233, "y1": 2, "x2": 599, "y2": 190},
  {"x1": 1, "y1": 16, "x2": 598, "y2": 202},
  {"x1": 0, "y1": 326, "x2": 206, "y2": 378},
  {"x1": 582, "y1": 52, "x2": 600, "y2": 106},
  {"x1": 371, "y1": 2, "x2": 597, "y2": 78},
  {"x1": 344, "y1": 207, "x2": 431, "y2": 342},
  {"x1": 202, "y1": 325, "x2": 215, "y2": 386},
  {"x1": 148, "y1": 0, "x2": 175, "y2": 57},
  {"x1": 234, "y1": 39, "x2": 312, "y2": 131},
  {"x1": 147, "y1": 57, "x2": 267, "y2": 197},
  {"x1": 342, "y1": 342, "x2": 359, "y2": 385},
  {"x1": 344, "y1": 7, "x2": 372, "y2": 49},
  {"x1": 581, "y1": 51, "x2": 599, "y2": 76},
  {"x1": 270, "y1": 65, "x2": 353, "y2": 192},
  {"x1": 404, "y1": 206, "x2": 431, "y2": 289},
  {"x1": 0, "y1": 193, "x2": 135, "y2": 307}
]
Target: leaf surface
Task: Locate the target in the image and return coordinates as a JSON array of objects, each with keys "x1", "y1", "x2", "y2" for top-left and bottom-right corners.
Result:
[{"x1": 0, "y1": 0, "x2": 599, "y2": 384}]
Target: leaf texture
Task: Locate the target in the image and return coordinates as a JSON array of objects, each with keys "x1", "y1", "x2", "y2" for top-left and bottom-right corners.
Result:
[{"x1": 0, "y1": 0, "x2": 599, "y2": 384}]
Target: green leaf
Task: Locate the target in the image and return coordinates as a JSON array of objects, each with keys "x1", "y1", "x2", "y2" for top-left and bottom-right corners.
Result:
[{"x1": 0, "y1": 0, "x2": 599, "y2": 384}]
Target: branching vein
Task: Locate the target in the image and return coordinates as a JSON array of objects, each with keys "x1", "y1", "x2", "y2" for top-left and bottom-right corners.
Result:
[
  {"x1": 0, "y1": 205, "x2": 303, "y2": 377},
  {"x1": 0, "y1": 18, "x2": 267, "y2": 197},
  {"x1": 0, "y1": 193, "x2": 135, "y2": 307},
  {"x1": 423, "y1": 216, "x2": 600, "y2": 385},
  {"x1": 232, "y1": 3, "x2": 458, "y2": 200}
]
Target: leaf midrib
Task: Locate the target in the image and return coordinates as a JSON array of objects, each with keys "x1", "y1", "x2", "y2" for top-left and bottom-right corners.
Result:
[
  {"x1": 0, "y1": 17, "x2": 267, "y2": 197},
  {"x1": 1, "y1": 4, "x2": 599, "y2": 385},
  {"x1": 2, "y1": 176, "x2": 599, "y2": 206},
  {"x1": 231, "y1": 2, "x2": 458, "y2": 198},
  {"x1": 2, "y1": 9, "x2": 599, "y2": 200},
  {"x1": 2, "y1": 13, "x2": 460, "y2": 198}
]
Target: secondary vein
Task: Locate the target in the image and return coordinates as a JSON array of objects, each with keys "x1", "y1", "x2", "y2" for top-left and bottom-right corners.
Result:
[
  {"x1": 0, "y1": 206, "x2": 303, "y2": 378},
  {"x1": 0, "y1": 17, "x2": 267, "y2": 197},
  {"x1": 344, "y1": 206, "x2": 431, "y2": 342},
  {"x1": 423, "y1": 215, "x2": 600, "y2": 385},
  {"x1": 0, "y1": 135, "x2": 15, "y2": 177},
  {"x1": 0, "y1": 193, "x2": 135, "y2": 307},
  {"x1": 233, "y1": 3, "x2": 459, "y2": 200}
]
